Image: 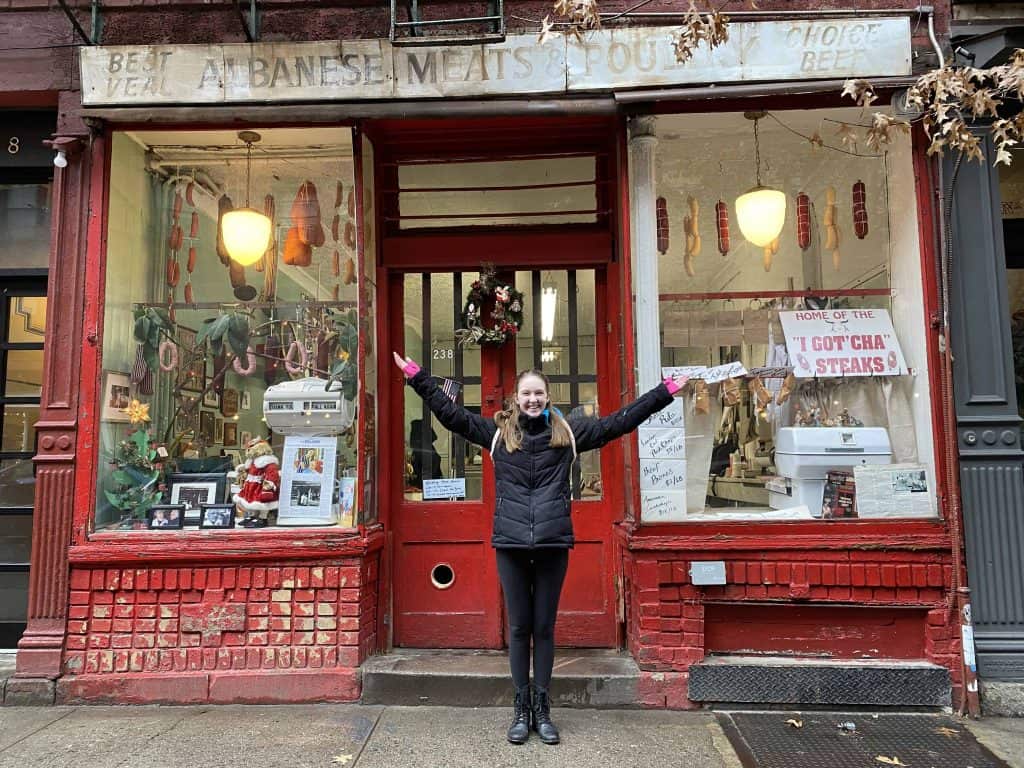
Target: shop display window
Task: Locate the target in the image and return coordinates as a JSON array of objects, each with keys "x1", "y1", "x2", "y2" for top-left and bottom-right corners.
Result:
[
  {"x1": 644, "y1": 108, "x2": 938, "y2": 521},
  {"x1": 94, "y1": 129, "x2": 363, "y2": 532}
]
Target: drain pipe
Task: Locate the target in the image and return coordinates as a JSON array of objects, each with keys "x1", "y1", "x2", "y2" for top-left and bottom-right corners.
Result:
[{"x1": 919, "y1": 5, "x2": 946, "y2": 68}]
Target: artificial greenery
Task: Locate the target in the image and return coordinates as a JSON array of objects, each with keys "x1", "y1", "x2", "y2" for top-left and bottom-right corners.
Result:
[
  {"x1": 327, "y1": 308, "x2": 359, "y2": 400},
  {"x1": 104, "y1": 425, "x2": 163, "y2": 522}
]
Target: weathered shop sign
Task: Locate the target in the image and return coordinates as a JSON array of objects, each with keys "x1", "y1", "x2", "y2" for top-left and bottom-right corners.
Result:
[
  {"x1": 779, "y1": 308, "x2": 909, "y2": 378},
  {"x1": 80, "y1": 18, "x2": 910, "y2": 106}
]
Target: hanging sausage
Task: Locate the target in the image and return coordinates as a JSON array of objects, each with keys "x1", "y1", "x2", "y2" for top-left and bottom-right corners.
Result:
[
  {"x1": 656, "y1": 197, "x2": 669, "y2": 255},
  {"x1": 683, "y1": 196, "x2": 700, "y2": 277},
  {"x1": 715, "y1": 200, "x2": 730, "y2": 256},
  {"x1": 796, "y1": 192, "x2": 811, "y2": 250},
  {"x1": 824, "y1": 186, "x2": 840, "y2": 271},
  {"x1": 216, "y1": 194, "x2": 234, "y2": 266},
  {"x1": 852, "y1": 180, "x2": 868, "y2": 239},
  {"x1": 291, "y1": 181, "x2": 325, "y2": 248}
]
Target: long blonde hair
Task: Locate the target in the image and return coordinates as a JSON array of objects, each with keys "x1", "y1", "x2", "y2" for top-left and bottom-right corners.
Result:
[{"x1": 493, "y1": 369, "x2": 572, "y2": 453}]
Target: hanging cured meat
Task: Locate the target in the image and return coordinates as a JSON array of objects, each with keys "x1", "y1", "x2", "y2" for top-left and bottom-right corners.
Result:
[
  {"x1": 683, "y1": 196, "x2": 700, "y2": 277},
  {"x1": 166, "y1": 259, "x2": 180, "y2": 288},
  {"x1": 282, "y1": 226, "x2": 312, "y2": 267},
  {"x1": 347, "y1": 188, "x2": 355, "y2": 217},
  {"x1": 824, "y1": 186, "x2": 840, "y2": 270},
  {"x1": 216, "y1": 195, "x2": 234, "y2": 266},
  {"x1": 656, "y1": 197, "x2": 669, "y2": 255},
  {"x1": 797, "y1": 193, "x2": 811, "y2": 250},
  {"x1": 715, "y1": 200, "x2": 730, "y2": 256},
  {"x1": 184, "y1": 282, "x2": 194, "y2": 304},
  {"x1": 332, "y1": 249, "x2": 341, "y2": 277},
  {"x1": 852, "y1": 180, "x2": 868, "y2": 239},
  {"x1": 168, "y1": 223, "x2": 183, "y2": 252},
  {"x1": 343, "y1": 256, "x2": 356, "y2": 285},
  {"x1": 172, "y1": 190, "x2": 183, "y2": 219},
  {"x1": 290, "y1": 181, "x2": 325, "y2": 248},
  {"x1": 189, "y1": 210, "x2": 199, "y2": 239},
  {"x1": 332, "y1": 213, "x2": 341, "y2": 243},
  {"x1": 334, "y1": 181, "x2": 344, "y2": 210},
  {"x1": 343, "y1": 220, "x2": 356, "y2": 250},
  {"x1": 763, "y1": 236, "x2": 779, "y2": 272},
  {"x1": 264, "y1": 335, "x2": 282, "y2": 385},
  {"x1": 228, "y1": 259, "x2": 246, "y2": 289}
]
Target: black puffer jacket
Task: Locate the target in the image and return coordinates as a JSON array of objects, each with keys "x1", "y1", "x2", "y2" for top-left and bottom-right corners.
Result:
[{"x1": 407, "y1": 371, "x2": 674, "y2": 549}]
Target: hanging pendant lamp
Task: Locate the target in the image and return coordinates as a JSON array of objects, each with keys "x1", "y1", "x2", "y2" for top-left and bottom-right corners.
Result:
[
  {"x1": 221, "y1": 131, "x2": 273, "y2": 267},
  {"x1": 735, "y1": 112, "x2": 786, "y2": 248}
]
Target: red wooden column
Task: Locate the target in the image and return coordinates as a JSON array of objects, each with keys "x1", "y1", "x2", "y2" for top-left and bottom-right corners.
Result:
[{"x1": 14, "y1": 127, "x2": 99, "y2": 695}]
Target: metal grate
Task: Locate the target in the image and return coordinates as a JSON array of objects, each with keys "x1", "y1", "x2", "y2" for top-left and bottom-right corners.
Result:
[
  {"x1": 718, "y1": 713, "x2": 1011, "y2": 768},
  {"x1": 390, "y1": 0, "x2": 505, "y2": 45}
]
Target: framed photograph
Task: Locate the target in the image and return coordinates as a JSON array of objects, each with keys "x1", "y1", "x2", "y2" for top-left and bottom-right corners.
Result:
[
  {"x1": 199, "y1": 503, "x2": 236, "y2": 529},
  {"x1": 221, "y1": 387, "x2": 239, "y2": 418},
  {"x1": 101, "y1": 371, "x2": 132, "y2": 422},
  {"x1": 147, "y1": 504, "x2": 185, "y2": 530},
  {"x1": 167, "y1": 473, "x2": 228, "y2": 516},
  {"x1": 214, "y1": 417, "x2": 224, "y2": 444},
  {"x1": 175, "y1": 401, "x2": 199, "y2": 438},
  {"x1": 240, "y1": 430, "x2": 253, "y2": 449},
  {"x1": 241, "y1": 391, "x2": 252, "y2": 411},
  {"x1": 200, "y1": 410, "x2": 216, "y2": 443},
  {"x1": 176, "y1": 327, "x2": 205, "y2": 393},
  {"x1": 223, "y1": 422, "x2": 238, "y2": 446},
  {"x1": 278, "y1": 435, "x2": 338, "y2": 525},
  {"x1": 223, "y1": 449, "x2": 242, "y2": 467},
  {"x1": 203, "y1": 389, "x2": 220, "y2": 408}
]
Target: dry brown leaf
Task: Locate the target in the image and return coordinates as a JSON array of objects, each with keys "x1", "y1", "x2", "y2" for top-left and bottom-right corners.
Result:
[
  {"x1": 875, "y1": 757, "x2": 907, "y2": 766},
  {"x1": 934, "y1": 726, "x2": 960, "y2": 738},
  {"x1": 785, "y1": 718, "x2": 803, "y2": 728}
]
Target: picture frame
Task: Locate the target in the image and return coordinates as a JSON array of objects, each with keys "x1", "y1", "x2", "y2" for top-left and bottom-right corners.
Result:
[
  {"x1": 147, "y1": 504, "x2": 185, "y2": 530},
  {"x1": 200, "y1": 410, "x2": 216, "y2": 443},
  {"x1": 214, "y1": 417, "x2": 224, "y2": 444},
  {"x1": 223, "y1": 449, "x2": 242, "y2": 467},
  {"x1": 175, "y1": 401, "x2": 199, "y2": 439},
  {"x1": 240, "y1": 430, "x2": 252, "y2": 449},
  {"x1": 221, "y1": 387, "x2": 239, "y2": 418},
  {"x1": 100, "y1": 371, "x2": 133, "y2": 422},
  {"x1": 176, "y1": 326, "x2": 205, "y2": 393},
  {"x1": 203, "y1": 389, "x2": 220, "y2": 408},
  {"x1": 167, "y1": 473, "x2": 228, "y2": 517},
  {"x1": 240, "y1": 391, "x2": 252, "y2": 411},
  {"x1": 199, "y1": 503, "x2": 236, "y2": 529},
  {"x1": 223, "y1": 422, "x2": 239, "y2": 446}
]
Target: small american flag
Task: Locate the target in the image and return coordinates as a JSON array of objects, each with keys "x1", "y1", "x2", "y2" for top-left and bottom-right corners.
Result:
[{"x1": 434, "y1": 376, "x2": 462, "y2": 403}]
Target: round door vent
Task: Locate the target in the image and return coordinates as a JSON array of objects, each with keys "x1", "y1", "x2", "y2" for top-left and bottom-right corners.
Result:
[{"x1": 431, "y1": 563, "x2": 455, "y2": 590}]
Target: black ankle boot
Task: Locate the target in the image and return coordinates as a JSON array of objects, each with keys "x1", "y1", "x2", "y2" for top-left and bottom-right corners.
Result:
[
  {"x1": 531, "y1": 686, "x2": 560, "y2": 744},
  {"x1": 506, "y1": 685, "x2": 531, "y2": 744}
]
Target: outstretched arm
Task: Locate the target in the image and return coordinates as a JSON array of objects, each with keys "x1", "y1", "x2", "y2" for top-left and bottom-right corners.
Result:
[
  {"x1": 393, "y1": 352, "x2": 497, "y2": 448},
  {"x1": 568, "y1": 375, "x2": 687, "y2": 453}
]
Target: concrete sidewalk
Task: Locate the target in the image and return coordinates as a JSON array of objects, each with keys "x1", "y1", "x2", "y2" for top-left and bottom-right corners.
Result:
[
  {"x1": 0, "y1": 704, "x2": 742, "y2": 768},
  {"x1": 0, "y1": 702, "x2": 1021, "y2": 768}
]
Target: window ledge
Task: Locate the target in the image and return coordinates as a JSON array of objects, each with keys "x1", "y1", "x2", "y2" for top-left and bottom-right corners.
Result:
[
  {"x1": 70, "y1": 526, "x2": 383, "y2": 566},
  {"x1": 617, "y1": 519, "x2": 950, "y2": 552}
]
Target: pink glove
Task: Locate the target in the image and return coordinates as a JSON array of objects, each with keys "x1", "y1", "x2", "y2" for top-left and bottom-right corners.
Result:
[
  {"x1": 403, "y1": 359, "x2": 421, "y2": 378},
  {"x1": 663, "y1": 375, "x2": 686, "y2": 395}
]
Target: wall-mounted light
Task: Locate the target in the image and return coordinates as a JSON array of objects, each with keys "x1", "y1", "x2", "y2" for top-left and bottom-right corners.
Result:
[
  {"x1": 221, "y1": 131, "x2": 272, "y2": 267},
  {"x1": 53, "y1": 150, "x2": 68, "y2": 169},
  {"x1": 541, "y1": 284, "x2": 557, "y2": 342},
  {"x1": 541, "y1": 349, "x2": 558, "y2": 363},
  {"x1": 735, "y1": 111, "x2": 786, "y2": 248}
]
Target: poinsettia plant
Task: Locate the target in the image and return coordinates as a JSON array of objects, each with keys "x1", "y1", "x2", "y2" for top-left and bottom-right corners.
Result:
[{"x1": 103, "y1": 400, "x2": 164, "y2": 525}]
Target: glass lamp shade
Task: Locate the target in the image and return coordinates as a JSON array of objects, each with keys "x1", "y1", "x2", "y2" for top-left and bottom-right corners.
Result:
[
  {"x1": 735, "y1": 186, "x2": 787, "y2": 247},
  {"x1": 221, "y1": 208, "x2": 272, "y2": 266}
]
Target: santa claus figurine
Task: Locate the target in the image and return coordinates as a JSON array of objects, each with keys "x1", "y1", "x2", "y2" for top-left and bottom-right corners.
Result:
[{"x1": 233, "y1": 437, "x2": 280, "y2": 528}]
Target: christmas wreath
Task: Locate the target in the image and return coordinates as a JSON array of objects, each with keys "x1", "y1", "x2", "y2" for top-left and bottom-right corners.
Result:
[{"x1": 455, "y1": 270, "x2": 524, "y2": 347}]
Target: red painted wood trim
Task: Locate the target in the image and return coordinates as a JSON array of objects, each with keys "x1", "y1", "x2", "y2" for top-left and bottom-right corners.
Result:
[
  {"x1": 381, "y1": 229, "x2": 613, "y2": 270},
  {"x1": 69, "y1": 527, "x2": 385, "y2": 567},
  {"x1": 616, "y1": 521, "x2": 951, "y2": 552},
  {"x1": 353, "y1": 126, "x2": 370, "y2": 536},
  {"x1": 910, "y1": 124, "x2": 950, "y2": 513}
]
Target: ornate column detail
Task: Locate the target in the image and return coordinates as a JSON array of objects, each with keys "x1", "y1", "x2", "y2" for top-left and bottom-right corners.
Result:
[
  {"x1": 16, "y1": 129, "x2": 98, "y2": 683},
  {"x1": 628, "y1": 116, "x2": 660, "y2": 393}
]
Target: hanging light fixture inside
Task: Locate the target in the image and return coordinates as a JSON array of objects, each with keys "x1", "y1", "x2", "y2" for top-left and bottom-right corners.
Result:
[
  {"x1": 221, "y1": 131, "x2": 272, "y2": 267},
  {"x1": 541, "y1": 283, "x2": 558, "y2": 342},
  {"x1": 735, "y1": 112, "x2": 786, "y2": 248}
]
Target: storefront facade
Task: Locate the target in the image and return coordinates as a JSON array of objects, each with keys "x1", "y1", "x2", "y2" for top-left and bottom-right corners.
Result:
[{"x1": 2, "y1": 0, "x2": 971, "y2": 709}]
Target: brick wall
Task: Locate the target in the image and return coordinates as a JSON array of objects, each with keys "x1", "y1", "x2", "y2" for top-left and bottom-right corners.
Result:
[
  {"x1": 623, "y1": 549, "x2": 963, "y2": 708},
  {"x1": 59, "y1": 558, "x2": 378, "y2": 703}
]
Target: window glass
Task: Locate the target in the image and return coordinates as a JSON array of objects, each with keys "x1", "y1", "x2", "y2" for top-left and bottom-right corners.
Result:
[
  {"x1": 645, "y1": 108, "x2": 937, "y2": 521},
  {"x1": 96, "y1": 129, "x2": 360, "y2": 531},
  {"x1": 0, "y1": 184, "x2": 51, "y2": 269}
]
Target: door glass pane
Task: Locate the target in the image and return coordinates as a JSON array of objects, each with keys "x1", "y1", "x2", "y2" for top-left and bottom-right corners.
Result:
[
  {"x1": 0, "y1": 513, "x2": 32, "y2": 562},
  {"x1": 516, "y1": 270, "x2": 601, "y2": 501},
  {"x1": 0, "y1": 184, "x2": 52, "y2": 269},
  {"x1": 4, "y1": 349, "x2": 44, "y2": 396},
  {"x1": 0, "y1": 571, "x2": 29, "y2": 622},
  {"x1": 7, "y1": 296, "x2": 47, "y2": 342},
  {"x1": 2, "y1": 405, "x2": 38, "y2": 452},
  {"x1": 403, "y1": 272, "x2": 483, "y2": 501},
  {"x1": 0, "y1": 459, "x2": 35, "y2": 508}
]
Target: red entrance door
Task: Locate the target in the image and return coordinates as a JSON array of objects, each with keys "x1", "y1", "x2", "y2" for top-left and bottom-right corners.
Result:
[{"x1": 389, "y1": 268, "x2": 619, "y2": 649}]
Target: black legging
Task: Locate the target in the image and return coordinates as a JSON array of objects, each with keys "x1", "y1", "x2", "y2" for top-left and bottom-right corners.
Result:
[{"x1": 495, "y1": 548, "x2": 570, "y2": 691}]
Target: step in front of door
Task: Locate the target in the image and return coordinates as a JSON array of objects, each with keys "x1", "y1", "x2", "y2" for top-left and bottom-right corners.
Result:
[
  {"x1": 361, "y1": 649, "x2": 641, "y2": 707},
  {"x1": 688, "y1": 656, "x2": 951, "y2": 707}
]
